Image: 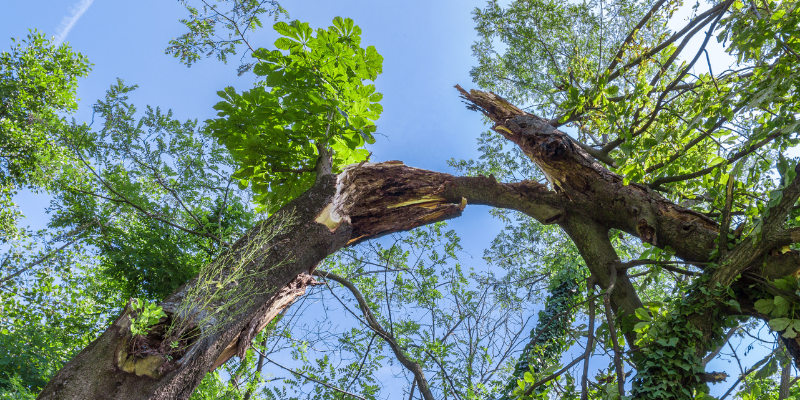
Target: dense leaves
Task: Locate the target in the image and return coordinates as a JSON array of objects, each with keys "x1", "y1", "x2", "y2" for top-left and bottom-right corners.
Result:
[
  {"x1": 469, "y1": 0, "x2": 800, "y2": 397},
  {"x1": 0, "y1": 228, "x2": 106, "y2": 394},
  {"x1": 5, "y1": 0, "x2": 800, "y2": 398},
  {"x1": 0, "y1": 30, "x2": 90, "y2": 239},
  {"x1": 1, "y1": 76, "x2": 258, "y2": 395},
  {"x1": 207, "y1": 17, "x2": 383, "y2": 212},
  {"x1": 47, "y1": 80, "x2": 259, "y2": 301}
]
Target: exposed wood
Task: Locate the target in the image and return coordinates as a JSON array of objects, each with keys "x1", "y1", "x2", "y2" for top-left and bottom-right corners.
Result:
[
  {"x1": 38, "y1": 161, "x2": 565, "y2": 400},
  {"x1": 39, "y1": 84, "x2": 800, "y2": 398},
  {"x1": 455, "y1": 85, "x2": 800, "y2": 382}
]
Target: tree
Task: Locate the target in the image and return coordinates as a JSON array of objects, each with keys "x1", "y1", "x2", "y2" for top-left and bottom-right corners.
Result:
[
  {"x1": 0, "y1": 30, "x2": 90, "y2": 239},
  {"x1": 4, "y1": 0, "x2": 800, "y2": 398}
]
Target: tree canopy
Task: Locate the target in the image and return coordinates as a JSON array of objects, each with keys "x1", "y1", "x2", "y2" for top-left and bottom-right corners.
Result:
[{"x1": 3, "y1": 0, "x2": 800, "y2": 399}]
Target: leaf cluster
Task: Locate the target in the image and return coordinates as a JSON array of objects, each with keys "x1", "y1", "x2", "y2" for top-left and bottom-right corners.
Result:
[
  {"x1": 207, "y1": 17, "x2": 383, "y2": 212},
  {"x1": 165, "y1": 0, "x2": 287, "y2": 71},
  {"x1": 129, "y1": 298, "x2": 167, "y2": 337},
  {"x1": 0, "y1": 30, "x2": 90, "y2": 239}
]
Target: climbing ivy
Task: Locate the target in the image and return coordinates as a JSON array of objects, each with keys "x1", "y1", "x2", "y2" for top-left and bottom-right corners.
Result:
[
  {"x1": 754, "y1": 275, "x2": 800, "y2": 338},
  {"x1": 499, "y1": 272, "x2": 584, "y2": 399},
  {"x1": 630, "y1": 269, "x2": 741, "y2": 399}
]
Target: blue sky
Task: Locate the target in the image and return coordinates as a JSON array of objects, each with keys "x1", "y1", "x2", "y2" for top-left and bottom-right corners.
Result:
[
  {"x1": 1, "y1": 0, "x2": 504, "y2": 241},
  {"x1": 1, "y1": 0, "x2": 787, "y2": 397},
  {"x1": 1, "y1": 0, "x2": 511, "y2": 395}
]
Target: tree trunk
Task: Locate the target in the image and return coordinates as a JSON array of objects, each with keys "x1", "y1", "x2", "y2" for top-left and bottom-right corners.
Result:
[
  {"x1": 37, "y1": 164, "x2": 465, "y2": 399},
  {"x1": 39, "y1": 160, "x2": 568, "y2": 399},
  {"x1": 454, "y1": 86, "x2": 800, "y2": 395},
  {"x1": 39, "y1": 88, "x2": 800, "y2": 399}
]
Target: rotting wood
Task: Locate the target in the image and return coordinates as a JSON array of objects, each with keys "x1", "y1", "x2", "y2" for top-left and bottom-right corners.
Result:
[{"x1": 456, "y1": 85, "x2": 800, "y2": 374}]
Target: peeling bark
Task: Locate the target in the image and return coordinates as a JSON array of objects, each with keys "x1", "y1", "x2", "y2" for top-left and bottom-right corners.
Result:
[{"x1": 456, "y1": 85, "x2": 800, "y2": 287}]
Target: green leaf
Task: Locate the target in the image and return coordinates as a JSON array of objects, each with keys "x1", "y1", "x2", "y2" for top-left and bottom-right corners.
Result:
[
  {"x1": 273, "y1": 21, "x2": 300, "y2": 41},
  {"x1": 772, "y1": 296, "x2": 790, "y2": 317},
  {"x1": 754, "y1": 298, "x2": 775, "y2": 315},
  {"x1": 332, "y1": 16, "x2": 355, "y2": 37},
  {"x1": 635, "y1": 308, "x2": 652, "y2": 321},
  {"x1": 768, "y1": 317, "x2": 791, "y2": 331},
  {"x1": 774, "y1": 276, "x2": 798, "y2": 291},
  {"x1": 523, "y1": 371, "x2": 534, "y2": 383},
  {"x1": 274, "y1": 37, "x2": 300, "y2": 50},
  {"x1": 568, "y1": 87, "x2": 579, "y2": 101},
  {"x1": 783, "y1": 325, "x2": 798, "y2": 338},
  {"x1": 657, "y1": 337, "x2": 679, "y2": 347}
]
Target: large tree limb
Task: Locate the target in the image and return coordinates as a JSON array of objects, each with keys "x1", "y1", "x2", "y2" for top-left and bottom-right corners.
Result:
[
  {"x1": 455, "y1": 85, "x2": 800, "y2": 386},
  {"x1": 39, "y1": 81, "x2": 800, "y2": 398},
  {"x1": 37, "y1": 161, "x2": 564, "y2": 400},
  {"x1": 455, "y1": 85, "x2": 800, "y2": 278}
]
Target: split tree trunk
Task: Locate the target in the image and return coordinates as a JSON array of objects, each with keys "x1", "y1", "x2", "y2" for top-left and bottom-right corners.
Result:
[
  {"x1": 38, "y1": 161, "x2": 563, "y2": 400},
  {"x1": 455, "y1": 86, "x2": 800, "y2": 393},
  {"x1": 39, "y1": 88, "x2": 800, "y2": 399}
]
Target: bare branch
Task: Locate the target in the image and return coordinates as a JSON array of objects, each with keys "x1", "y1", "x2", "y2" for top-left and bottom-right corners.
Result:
[
  {"x1": 581, "y1": 276, "x2": 596, "y2": 400},
  {"x1": 607, "y1": 0, "x2": 731, "y2": 82},
  {"x1": 606, "y1": 0, "x2": 669, "y2": 72},
  {"x1": 702, "y1": 327, "x2": 739, "y2": 367},
  {"x1": 313, "y1": 269, "x2": 436, "y2": 400}
]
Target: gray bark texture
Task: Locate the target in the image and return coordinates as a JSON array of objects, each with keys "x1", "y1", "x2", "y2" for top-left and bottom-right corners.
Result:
[{"x1": 455, "y1": 86, "x2": 800, "y2": 395}]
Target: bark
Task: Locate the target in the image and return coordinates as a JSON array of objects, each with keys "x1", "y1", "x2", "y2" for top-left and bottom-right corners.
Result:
[
  {"x1": 38, "y1": 161, "x2": 560, "y2": 400},
  {"x1": 454, "y1": 86, "x2": 800, "y2": 390},
  {"x1": 40, "y1": 87, "x2": 800, "y2": 398},
  {"x1": 561, "y1": 215, "x2": 643, "y2": 344},
  {"x1": 779, "y1": 361, "x2": 792, "y2": 400},
  {"x1": 38, "y1": 172, "x2": 349, "y2": 400}
]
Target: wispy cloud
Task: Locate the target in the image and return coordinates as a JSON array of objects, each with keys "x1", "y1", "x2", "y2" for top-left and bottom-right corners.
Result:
[{"x1": 53, "y1": 0, "x2": 94, "y2": 46}]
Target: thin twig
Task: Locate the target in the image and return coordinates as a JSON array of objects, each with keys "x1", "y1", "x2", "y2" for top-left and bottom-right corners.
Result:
[
  {"x1": 313, "y1": 270, "x2": 436, "y2": 400},
  {"x1": 605, "y1": 0, "x2": 668, "y2": 73},
  {"x1": 719, "y1": 348, "x2": 780, "y2": 400},
  {"x1": 343, "y1": 333, "x2": 377, "y2": 393},
  {"x1": 702, "y1": 327, "x2": 739, "y2": 367},
  {"x1": 603, "y1": 263, "x2": 626, "y2": 397},
  {"x1": 581, "y1": 276, "x2": 596, "y2": 400},
  {"x1": 254, "y1": 349, "x2": 366, "y2": 400},
  {"x1": 649, "y1": 130, "x2": 780, "y2": 187}
]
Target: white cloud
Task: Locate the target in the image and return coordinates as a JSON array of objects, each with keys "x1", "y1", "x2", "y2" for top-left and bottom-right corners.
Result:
[{"x1": 53, "y1": 0, "x2": 95, "y2": 46}]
